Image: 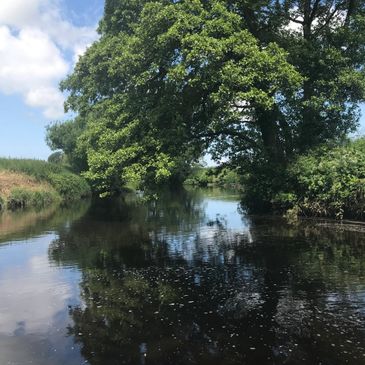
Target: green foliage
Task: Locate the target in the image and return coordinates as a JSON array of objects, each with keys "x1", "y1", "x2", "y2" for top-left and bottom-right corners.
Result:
[
  {"x1": 0, "y1": 158, "x2": 91, "y2": 203},
  {"x1": 46, "y1": 119, "x2": 88, "y2": 172},
  {"x1": 0, "y1": 158, "x2": 63, "y2": 180},
  {"x1": 47, "y1": 172, "x2": 91, "y2": 201},
  {"x1": 218, "y1": 167, "x2": 241, "y2": 186},
  {"x1": 46, "y1": 0, "x2": 365, "y2": 206},
  {"x1": 47, "y1": 151, "x2": 67, "y2": 166},
  {"x1": 185, "y1": 166, "x2": 241, "y2": 187},
  {"x1": 184, "y1": 167, "x2": 213, "y2": 187},
  {"x1": 47, "y1": 0, "x2": 301, "y2": 193},
  {"x1": 241, "y1": 162, "x2": 289, "y2": 213},
  {"x1": 272, "y1": 138, "x2": 365, "y2": 219},
  {"x1": 7, "y1": 189, "x2": 61, "y2": 211}
]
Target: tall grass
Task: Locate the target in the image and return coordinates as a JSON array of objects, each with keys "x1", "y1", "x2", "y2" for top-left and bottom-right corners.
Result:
[
  {"x1": 7, "y1": 188, "x2": 61, "y2": 210},
  {"x1": 0, "y1": 158, "x2": 64, "y2": 180},
  {"x1": 0, "y1": 158, "x2": 91, "y2": 205}
]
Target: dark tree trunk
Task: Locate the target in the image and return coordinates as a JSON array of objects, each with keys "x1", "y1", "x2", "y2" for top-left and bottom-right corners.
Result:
[
  {"x1": 298, "y1": 0, "x2": 319, "y2": 152},
  {"x1": 346, "y1": 0, "x2": 358, "y2": 24},
  {"x1": 302, "y1": 0, "x2": 312, "y2": 39},
  {"x1": 278, "y1": 116, "x2": 294, "y2": 158},
  {"x1": 256, "y1": 107, "x2": 285, "y2": 166},
  {"x1": 298, "y1": 78, "x2": 321, "y2": 152}
]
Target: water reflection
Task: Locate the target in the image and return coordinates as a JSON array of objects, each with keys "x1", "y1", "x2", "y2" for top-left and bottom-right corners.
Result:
[
  {"x1": 0, "y1": 202, "x2": 91, "y2": 365},
  {"x1": 1, "y1": 188, "x2": 365, "y2": 364},
  {"x1": 0, "y1": 200, "x2": 90, "y2": 244},
  {"x1": 49, "y1": 189, "x2": 365, "y2": 364}
]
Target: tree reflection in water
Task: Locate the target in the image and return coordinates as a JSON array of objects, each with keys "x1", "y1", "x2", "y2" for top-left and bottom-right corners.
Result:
[{"x1": 49, "y1": 189, "x2": 365, "y2": 364}]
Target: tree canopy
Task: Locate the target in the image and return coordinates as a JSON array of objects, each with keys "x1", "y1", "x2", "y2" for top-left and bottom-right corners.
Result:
[{"x1": 47, "y1": 0, "x2": 365, "y2": 194}]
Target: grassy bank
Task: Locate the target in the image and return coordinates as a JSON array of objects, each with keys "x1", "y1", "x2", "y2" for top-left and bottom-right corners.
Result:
[{"x1": 0, "y1": 158, "x2": 91, "y2": 211}]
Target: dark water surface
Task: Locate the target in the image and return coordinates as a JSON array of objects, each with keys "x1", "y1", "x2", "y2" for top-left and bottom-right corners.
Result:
[{"x1": 1, "y1": 188, "x2": 365, "y2": 365}]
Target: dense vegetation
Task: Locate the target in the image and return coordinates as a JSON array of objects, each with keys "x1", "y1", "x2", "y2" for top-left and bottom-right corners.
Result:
[
  {"x1": 46, "y1": 0, "x2": 365, "y2": 217},
  {"x1": 184, "y1": 166, "x2": 241, "y2": 187},
  {"x1": 268, "y1": 138, "x2": 365, "y2": 219},
  {"x1": 0, "y1": 158, "x2": 91, "y2": 211}
]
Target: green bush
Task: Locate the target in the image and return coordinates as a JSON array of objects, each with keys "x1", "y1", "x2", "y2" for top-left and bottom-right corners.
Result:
[
  {"x1": 7, "y1": 189, "x2": 61, "y2": 210},
  {"x1": 273, "y1": 139, "x2": 365, "y2": 219},
  {"x1": 48, "y1": 172, "x2": 91, "y2": 201},
  {"x1": 0, "y1": 158, "x2": 91, "y2": 204}
]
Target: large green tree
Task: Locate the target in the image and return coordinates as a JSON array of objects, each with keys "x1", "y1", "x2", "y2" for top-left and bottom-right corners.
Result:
[
  {"x1": 235, "y1": 0, "x2": 365, "y2": 153},
  {"x1": 47, "y1": 0, "x2": 365, "y2": 195},
  {"x1": 229, "y1": 0, "x2": 365, "y2": 210}
]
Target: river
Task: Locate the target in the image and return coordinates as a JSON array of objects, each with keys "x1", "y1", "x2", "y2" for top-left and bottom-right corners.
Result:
[{"x1": 0, "y1": 188, "x2": 365, "y2": 364}]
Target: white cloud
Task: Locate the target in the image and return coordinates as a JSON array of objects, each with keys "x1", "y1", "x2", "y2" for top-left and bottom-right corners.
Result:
[
  {"x1": 0, "y1": 0, "x2": 44, "y2": 28},
  {"x1": 0, "y1": 26, "x2": 68, "y2": 118},
  {"x1": 0, "y1": 0, "x2": 98, "y2": 119},
  {"x1": 26, "y1": 87, "x2": 66, "y2": 119}
]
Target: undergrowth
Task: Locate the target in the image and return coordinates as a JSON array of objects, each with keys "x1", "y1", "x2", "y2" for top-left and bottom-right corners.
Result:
[{"x1": 0, "y1": 158, "x2": 91, "y2": 211}]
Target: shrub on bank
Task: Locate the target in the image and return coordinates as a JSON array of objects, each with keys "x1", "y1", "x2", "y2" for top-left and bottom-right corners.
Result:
[
  {"x1": 7, "y1": 189, "x2": 61, "y2": 210},
  {"x1": 0, "y1": 158, "x2": 91, "y2": 209},
  {"x1": 272, "y1": 139, "x2": 365, "y2": 219},
  {"x1": 47, "y1": 172, "x2": 91, "y2": 201}
]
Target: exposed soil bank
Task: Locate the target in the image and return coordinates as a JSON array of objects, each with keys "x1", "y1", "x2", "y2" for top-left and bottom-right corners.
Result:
[{"x1": 0, "y1": 159, "x2": 91, "y2": 211}]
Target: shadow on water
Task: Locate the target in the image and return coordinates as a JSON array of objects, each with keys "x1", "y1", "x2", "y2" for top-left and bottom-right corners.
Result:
[{"x1": 46, "y1": 188, "x2": 365, "y2": 364}]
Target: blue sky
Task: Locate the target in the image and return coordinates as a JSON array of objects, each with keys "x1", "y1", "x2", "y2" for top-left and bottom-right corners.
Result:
[
  {"x1": 0, "y1": 0, "x2": 364, "y2": 161},
  {"x1": 0, "y1": 0, "x2": 104, "y2": 160}
]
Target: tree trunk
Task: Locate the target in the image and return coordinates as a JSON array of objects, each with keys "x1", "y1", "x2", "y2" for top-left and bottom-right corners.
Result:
[
  {"x1": 298, "y1": 0, "x2": 319, "y2": 152},
  {"x1": 256, "y1": 107, "x2": 285, "y2": 166},
  {"x1": 298, "y1": 78, "x2": 320, "y2": 152},
  {"x1": 346, "y1": 0, "x2": 358, "y2": 24}
]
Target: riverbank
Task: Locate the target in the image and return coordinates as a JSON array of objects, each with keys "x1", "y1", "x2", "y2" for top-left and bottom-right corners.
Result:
[
  {"x1": 267, "y1": 139, "x2": 365, "y2": 220},
  {"x1": 0, "y1": 158, "x2": 91, "y2": 211}
]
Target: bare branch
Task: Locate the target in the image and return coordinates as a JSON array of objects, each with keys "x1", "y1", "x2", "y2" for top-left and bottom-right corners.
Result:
[
  {"x1": 314, "y1": 2, "x2": 346, "y2": 34},
  {"x1": 310, "y1": 0, "x2": 321, "y2": 21},
  {"x1": 345, "y1": 0, "x2": 357, "y2": 25},
  {"x1": 287, "y1": 15, "x2": 305, "y2": 24}
]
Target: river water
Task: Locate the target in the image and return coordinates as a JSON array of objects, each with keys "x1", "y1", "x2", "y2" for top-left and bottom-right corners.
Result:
[{"x1": 0, "y1": 188, "x2": 365, "y2": 365}]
